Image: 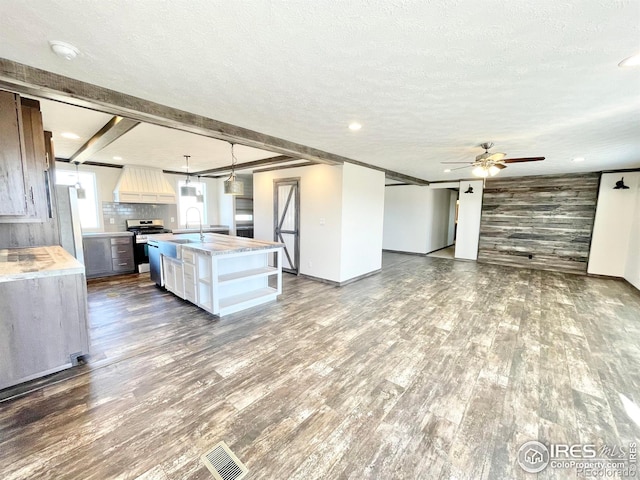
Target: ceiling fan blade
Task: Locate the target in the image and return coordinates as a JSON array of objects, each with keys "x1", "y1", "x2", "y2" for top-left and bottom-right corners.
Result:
[
  {"x1": 488, "y1": 152, "x2": 506, "y2": 161},
  {"x1": 495, "y1": 163, "x2": 507, "y2": 170},
  {"x1": 449, "y1": 165, "x2": 472, "y2": 171},
  {"x1": 503, "y1": 157, "x2": 545, "y2": 163},
  {"x1": 441, "y1": 162, "x2": 473, "y2": 164}
]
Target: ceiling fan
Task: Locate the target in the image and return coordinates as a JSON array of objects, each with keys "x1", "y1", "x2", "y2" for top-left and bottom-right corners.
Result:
[{"x1": 442, "y1": 142, "x2": 545, "y2": 178}]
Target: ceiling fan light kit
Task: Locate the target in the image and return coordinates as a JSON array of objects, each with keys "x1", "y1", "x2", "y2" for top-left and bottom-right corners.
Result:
[{"x1": 442, "y1": 142, "x2": 545, "y2": 179}]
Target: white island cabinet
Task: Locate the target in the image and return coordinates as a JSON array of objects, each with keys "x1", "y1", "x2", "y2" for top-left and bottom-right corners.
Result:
[{"x1": 159, "y1": 234, "x2": 283, "y2": 316}]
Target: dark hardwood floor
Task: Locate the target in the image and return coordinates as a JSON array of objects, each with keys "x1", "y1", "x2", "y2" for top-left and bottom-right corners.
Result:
[{"x1": 1, "y1": 253, "x2": 639, "y2": 479}]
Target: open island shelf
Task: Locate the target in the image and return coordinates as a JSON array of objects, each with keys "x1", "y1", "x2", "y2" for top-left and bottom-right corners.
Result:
[{"x1": 156, "y1": 233, "x2": 283, "y2": 317}]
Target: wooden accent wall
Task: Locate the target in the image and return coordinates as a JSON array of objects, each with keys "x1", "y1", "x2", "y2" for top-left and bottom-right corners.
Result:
[{"x1": 478, "y1": 173, "x2": 600, "y2": 274}]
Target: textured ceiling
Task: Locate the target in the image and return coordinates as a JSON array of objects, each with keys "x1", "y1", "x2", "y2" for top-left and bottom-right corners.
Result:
[
  {"x1": 37, "y1": 99, "x2": 280, "y2": 171},
  {"x1": 1, "y1": 1, "x2": 639, "y2": 181}
]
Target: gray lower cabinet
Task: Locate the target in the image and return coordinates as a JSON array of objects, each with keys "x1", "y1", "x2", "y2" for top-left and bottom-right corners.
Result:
[
  {"x1": 83, "y1": 235, "x2": 135, "y2": 278},
  {"x1": 0, "y1": 263, "x2": 89, "y2": 390}
]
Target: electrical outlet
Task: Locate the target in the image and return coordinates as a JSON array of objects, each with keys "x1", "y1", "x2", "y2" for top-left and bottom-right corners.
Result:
[
  {"x1": 319, "y1": 217, "x2": 326, "y2": 226},
  {"x1": 171, "y1": 217, "x2": 175, "y2": 223},
  {"x1": 109, "y1": 218, "x2": 115, "y2": 224}
]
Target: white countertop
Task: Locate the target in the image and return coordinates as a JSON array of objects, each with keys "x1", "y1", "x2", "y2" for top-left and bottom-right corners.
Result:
[
  {"x1": 147, "y1": 233, "x2": 282, "y2": 255},
  {"x1": 172, "y1": 226, "x2": 229, "y2": 234},
  {"x1": 0, "y1": 246, "x2": 85, "y2": 282}
]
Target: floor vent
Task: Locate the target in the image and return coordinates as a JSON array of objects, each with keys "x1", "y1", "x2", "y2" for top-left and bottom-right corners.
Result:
[{"x1": 201, "y1": 441, "x2": 248, "y2": 480}]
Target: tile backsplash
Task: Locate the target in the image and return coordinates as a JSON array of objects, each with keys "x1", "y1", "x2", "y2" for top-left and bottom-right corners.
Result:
[{"x1": 102, "y1": 202, "x2": 178, "y2": 232}]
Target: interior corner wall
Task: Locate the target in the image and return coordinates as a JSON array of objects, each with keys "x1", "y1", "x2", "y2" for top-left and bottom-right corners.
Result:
[
  {"x1": 382, "y1": 185, "x2": 429, "y2": 254},
  {"x1": 447, "y1": 190, "x2": 458, "y2": 245},
  {"x1": 339, "y1": 163, "x2": 385, "y2": 283},
  {"x1": 253, "y1": 163, "x2": 344, "y2": 283},
  {"x1": 455, "y1": 180, "x2": 484, "y2": 260},
  {"x1": 589, "y1": 172, "x2": 640, "y2": 278},
  {"x1": 624, "y1": 178, "x2": 640, "y2": 290},
  {"x1": 425, "y1": 188, "x2": 453, "y2": 253}
]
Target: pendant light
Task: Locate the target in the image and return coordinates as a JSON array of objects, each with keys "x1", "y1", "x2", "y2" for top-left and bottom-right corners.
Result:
[
  {"x1": 224, "y1": 143, "x2": 244, "y2": 195},
  {"x1": 195, "y1": 175, "x2": 204, "y2": 203},
  {"x1": 180, "y1": 155, "x2": 197, "y2": 197},
  {"x1": 73, "y1": 161, "x2": 86, "y2": 199}
]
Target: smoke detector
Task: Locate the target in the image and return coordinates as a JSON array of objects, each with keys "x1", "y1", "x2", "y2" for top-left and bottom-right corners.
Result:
[{"x1": 49, "y1": 41, "x2": 80, "y2": 60}]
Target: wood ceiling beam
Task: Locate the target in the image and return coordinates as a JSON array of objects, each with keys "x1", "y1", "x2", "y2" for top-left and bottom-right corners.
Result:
[
  {"x1": 68, "y1": 116, "x2": 139, "y2": 164},
  {"x1": 194, "y1": 155, "x2": 295, "y2": 176},
  {"x1": 239, "y1": 161, "x2": 318, "y2": 176},
  {"x1": 378, "y1": 166, "x2": 430, "y2": 185},
  {"x1": 0, "y1": 58, "x2": 430, "y2": 185}
]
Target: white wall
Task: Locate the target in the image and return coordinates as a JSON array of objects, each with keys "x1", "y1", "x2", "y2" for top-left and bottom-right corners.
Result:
[
  {"x1": 216, "y1": 178, "x2": 235, "y2": 234},
  {"x1": 382, "y1": 183, "x2": 459, "y2": 255},
  {"x1": 455, "y1": 180, "x2": 484, "y2": 260},
  {"x1": 425, "y1": 188, "x2": 452, "y2": 253},
  {"x1": 447, "y1": 190, "x2": 458, "y2": 245},
  {"x1": 254, "y1": 164, "x2": 344, "y2": 282},
  {"x1": 625, "y1": 179, "x2": 640, "y2": 290},
  {"x1": 588, "y1": 172, "x2": 640, "y2": 278},
  {"x1": 340, "y1": 163, "x2": 385, "y2": 282},
  {"x1": 382, "y1": 186, "x2": 429, "y2": 254}
]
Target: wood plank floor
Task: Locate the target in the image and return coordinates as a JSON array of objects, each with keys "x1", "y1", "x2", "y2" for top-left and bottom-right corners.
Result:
[{"x1": 1, "y1": 253, "x2": 639, "y2": 479}]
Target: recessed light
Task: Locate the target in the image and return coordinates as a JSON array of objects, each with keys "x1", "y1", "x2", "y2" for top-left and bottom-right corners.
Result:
[
  {"x1": 112, "y1": 156, "x2": 122, "y2": 160},
  {"x1": 61, "y1": 132, "x2": 80, "y2": 140},
  {"x1": 49, "y1": 40, "x2": 80, "y2": 61},
  {"x1": 619, "y1": 53, "x2": 640, "y2": 67},
  {"x1": 348, "y1": 122, "x2": 362, "y2": 131},
  {"x1": 444, "y1": 169, "x2": 452, "y2": 173},
  {"x1": 572, "y1": 157, "x2": 585, "y2": 162}
]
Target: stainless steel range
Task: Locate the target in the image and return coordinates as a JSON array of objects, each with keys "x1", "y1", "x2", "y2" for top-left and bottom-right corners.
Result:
[{"x1": 126, "y1": 219, "x2": 172, "y2": 273}]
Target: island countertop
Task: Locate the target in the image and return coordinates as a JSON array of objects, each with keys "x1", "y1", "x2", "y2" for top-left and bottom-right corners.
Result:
[
  {"x1": 172, "y1": 226, "x2": 229, "y2": 234},
  {"x1": 0, "y1": 246, "x2": 85, "y2": 283},
  {"x1": 147, "y1": 232, "x2": 283, "y2": 255}
]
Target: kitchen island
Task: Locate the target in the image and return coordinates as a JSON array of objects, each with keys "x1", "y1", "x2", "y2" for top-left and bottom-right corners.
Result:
[
  {"x1": 148, "y1": 233, "x2": 283, "y2": 317},
  {"x1": 0, "y1": 246, "x2": 89, "y2": 390}
]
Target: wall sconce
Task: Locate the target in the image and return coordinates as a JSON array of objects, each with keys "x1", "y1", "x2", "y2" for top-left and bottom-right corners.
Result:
[
  {"x1": 613, "y1": 177, "x2": 630, "y2": 190},
  {"x1": 464, "y1": 185, "x2": 474, "y2": 194}
]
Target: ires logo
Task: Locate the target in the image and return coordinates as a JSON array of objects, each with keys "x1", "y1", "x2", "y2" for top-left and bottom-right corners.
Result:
[
  {"x1": 548, "y1": 444, "x2": 598, "y2": 458},
  {"x1": 518, "y1": 441, "x2": 636, "y2": 474}
]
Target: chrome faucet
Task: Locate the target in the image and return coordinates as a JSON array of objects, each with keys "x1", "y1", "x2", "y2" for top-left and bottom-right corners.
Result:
[{"x1": 185, "y1": 206, "x2": 205, "y2": 242}]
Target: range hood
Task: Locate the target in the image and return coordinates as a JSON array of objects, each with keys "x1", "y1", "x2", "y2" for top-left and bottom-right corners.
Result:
[{"x1": 113, "y1": 166, "x2": 177, "y2": 204}]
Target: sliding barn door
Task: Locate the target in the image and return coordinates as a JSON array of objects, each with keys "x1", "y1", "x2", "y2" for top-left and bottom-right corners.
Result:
[{"x1": 273, "y1": 178, "x2": 300, "y2": 274}]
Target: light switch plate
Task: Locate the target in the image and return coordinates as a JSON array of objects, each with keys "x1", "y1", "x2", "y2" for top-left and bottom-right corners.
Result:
[{"x1": 109, "y1": 218, "x2": 115, "y2": 224}]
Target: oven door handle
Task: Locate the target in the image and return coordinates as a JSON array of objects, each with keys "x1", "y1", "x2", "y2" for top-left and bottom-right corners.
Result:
[{"x1": 147, "y1": 243, "x2": 159, "y2": 248}]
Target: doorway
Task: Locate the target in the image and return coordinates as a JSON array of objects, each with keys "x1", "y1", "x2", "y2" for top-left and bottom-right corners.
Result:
[
  {"x1": 426, "y1": 188, "x2": 458, "y2": 260},
  {"x1": 273, "y1": 178, "x2": 300, "y2": 274}
]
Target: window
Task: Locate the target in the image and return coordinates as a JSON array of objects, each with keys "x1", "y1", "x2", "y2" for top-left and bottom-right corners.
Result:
[
  {"x1": 178, "y1": 180, "x2": 206, "y2": 227},
  {"x1": 55, "y1": 169, "x2": 100, "y2": 229}
]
